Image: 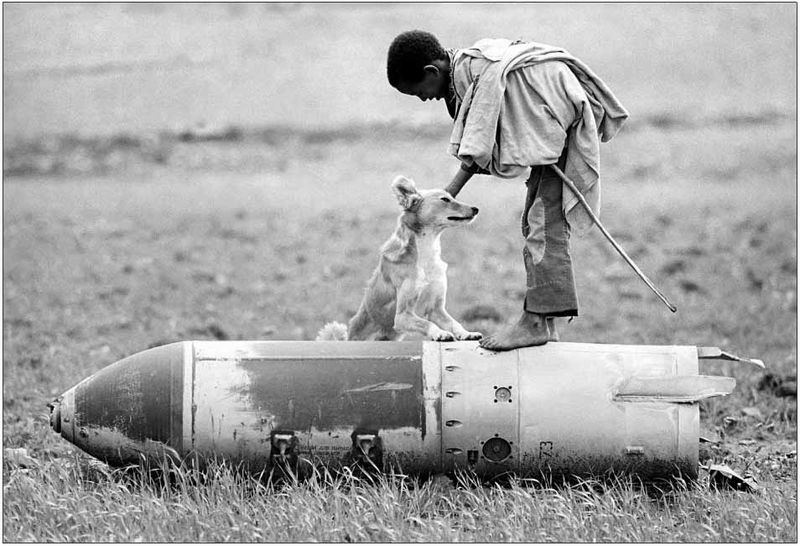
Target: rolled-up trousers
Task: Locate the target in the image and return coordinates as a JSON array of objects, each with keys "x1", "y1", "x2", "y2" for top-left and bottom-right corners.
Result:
[{"x1": 521, "y1": 148, "x2": 579, "y2": 317}]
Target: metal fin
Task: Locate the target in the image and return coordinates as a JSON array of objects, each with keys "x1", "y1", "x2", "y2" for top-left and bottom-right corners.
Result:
[
  {"x1": 697, "y1": 347, "x2": 765, "y2": 368},
  {"x1": 614, "y1": 375, "x2": 736, "y2": 403}
]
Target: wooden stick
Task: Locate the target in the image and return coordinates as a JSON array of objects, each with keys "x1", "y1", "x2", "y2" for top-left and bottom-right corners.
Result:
[{"x1": 549, "y1": 165, "x2": 678, "y2": 313}]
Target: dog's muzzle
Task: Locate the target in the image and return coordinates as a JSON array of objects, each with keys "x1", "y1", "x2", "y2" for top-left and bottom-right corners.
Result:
[{"x1": 448, "y1": 207, "x2": 479, "y2": 222}]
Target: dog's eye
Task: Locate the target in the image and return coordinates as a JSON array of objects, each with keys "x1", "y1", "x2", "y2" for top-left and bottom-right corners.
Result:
[{"x1": 440, "y1": 197, "x2": 452, "y2": 203}]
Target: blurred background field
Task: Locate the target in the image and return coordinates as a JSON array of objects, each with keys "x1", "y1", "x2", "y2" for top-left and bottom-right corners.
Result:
[
  {"x1": 3, "y1": 2, "x2": 796, "y2": 138},
  {"x1": 3, "y1": 3, "x2": 797, "y2": 542}
]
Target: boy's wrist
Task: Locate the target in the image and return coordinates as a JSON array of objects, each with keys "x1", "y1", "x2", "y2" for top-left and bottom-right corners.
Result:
[
  {"x1": 460, "y1": 162, "x2": 489, "y2": 175},
  {"x1": 446, "y1": 167, "x2": 474, "y2": 197}
]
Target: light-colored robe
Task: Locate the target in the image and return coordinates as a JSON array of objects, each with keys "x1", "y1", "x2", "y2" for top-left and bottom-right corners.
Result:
[{"x1": 448, "y1": 38, "x2": 629, "y2": 234}]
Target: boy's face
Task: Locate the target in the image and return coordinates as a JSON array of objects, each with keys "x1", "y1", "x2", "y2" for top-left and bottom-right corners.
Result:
[{"x1": 394, "y1": 65, "x2": 448, "y2": 101}]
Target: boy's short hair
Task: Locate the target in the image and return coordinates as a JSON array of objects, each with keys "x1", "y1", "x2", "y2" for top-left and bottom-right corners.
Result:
[{"x1": 386, "y1": 30, "x2": 447, "y2": 87}]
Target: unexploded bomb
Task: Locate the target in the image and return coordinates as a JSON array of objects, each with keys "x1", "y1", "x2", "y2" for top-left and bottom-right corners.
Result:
[{"x1": 48, "y1": 340, "x2": 762, "y2": 481}]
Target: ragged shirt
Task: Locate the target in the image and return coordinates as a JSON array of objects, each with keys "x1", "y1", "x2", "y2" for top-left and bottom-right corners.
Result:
[{"x1": 447, "y1": 38, "x2": 629, "y2": 234}]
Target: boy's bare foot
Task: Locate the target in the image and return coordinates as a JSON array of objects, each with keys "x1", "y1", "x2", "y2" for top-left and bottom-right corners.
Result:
[{"x1": 479, "y1": 311, "x2": 551, "y2": 351}]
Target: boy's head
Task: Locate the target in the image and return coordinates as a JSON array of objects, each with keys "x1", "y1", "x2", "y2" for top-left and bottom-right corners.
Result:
[{"x1": 387, "y1": 30, "x2": 450, "y2": 101}]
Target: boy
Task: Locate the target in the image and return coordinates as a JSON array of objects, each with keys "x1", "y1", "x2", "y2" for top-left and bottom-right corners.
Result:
[{"x1": 386, "y1": 30, "x2": 628, "y2": 350}]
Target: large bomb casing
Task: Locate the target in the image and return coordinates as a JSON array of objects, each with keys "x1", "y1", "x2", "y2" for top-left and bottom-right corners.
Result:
[{"x1": 49, "y1": 340, "x2": 743, "y2": 481}]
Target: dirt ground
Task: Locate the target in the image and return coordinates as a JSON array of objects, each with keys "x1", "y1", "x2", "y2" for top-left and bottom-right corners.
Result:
[{"x1": 3, "y1": 1, "x2": 797, "y2": 525}]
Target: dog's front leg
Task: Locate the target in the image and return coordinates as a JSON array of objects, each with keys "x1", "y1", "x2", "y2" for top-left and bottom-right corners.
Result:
[
  {"x1": 423, "y1": 279, "x2": 482, "y2": 341},
  {"x1": 395, "y1": 281, "x2": 455, "y2": 341},
  {"x1": 432, "y1": 307, "x2": 483, "y2": 341}
]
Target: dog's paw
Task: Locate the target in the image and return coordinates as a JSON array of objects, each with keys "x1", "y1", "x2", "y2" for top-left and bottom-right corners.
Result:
[
  {"x1": 457, "y1": 331, "x2": 483, "y2": 341},
  {"x1": 431, "y1": 330, "x2": 456, "y2": 342}
]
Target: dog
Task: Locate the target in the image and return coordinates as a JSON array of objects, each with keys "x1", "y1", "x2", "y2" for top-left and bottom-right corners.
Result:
[{"x1": 317, "y1": 175, "x2": 482, "y2": 342}]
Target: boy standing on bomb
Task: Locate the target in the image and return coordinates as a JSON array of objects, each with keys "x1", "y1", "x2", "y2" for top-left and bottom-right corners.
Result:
[{"x1": 387, "y1": 30, "x2": 628, "y2": 351}]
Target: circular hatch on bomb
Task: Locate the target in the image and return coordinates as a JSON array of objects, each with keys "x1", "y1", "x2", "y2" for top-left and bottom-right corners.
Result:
[{"x1": 482, "y1": 436, "x2": 512, "y2": 462}]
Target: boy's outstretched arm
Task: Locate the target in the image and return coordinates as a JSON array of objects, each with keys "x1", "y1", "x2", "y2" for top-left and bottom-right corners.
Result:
[{"x1": 445, "y1": 163, "x2": 478, "y2": 197}]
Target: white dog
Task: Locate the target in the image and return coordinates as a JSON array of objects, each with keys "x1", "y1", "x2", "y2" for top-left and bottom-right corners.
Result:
[{"x1": 318, "y1": 176, "x2": 482, "y2": 342}]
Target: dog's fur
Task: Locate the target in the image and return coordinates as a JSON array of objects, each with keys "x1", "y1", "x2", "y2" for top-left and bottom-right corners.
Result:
[{"x1": 317, "y1": 176, "x2": 482, "y2": 342}]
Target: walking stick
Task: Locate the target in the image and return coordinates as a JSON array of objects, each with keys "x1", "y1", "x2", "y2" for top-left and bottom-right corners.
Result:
[{"x1": 549, "y1": 165, "x2": 678, "y2": 313}]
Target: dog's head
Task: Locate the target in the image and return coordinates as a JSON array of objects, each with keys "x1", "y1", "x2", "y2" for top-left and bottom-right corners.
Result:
[{"x1": 392, "y1": 176, "x2": 479, "y2": 231}]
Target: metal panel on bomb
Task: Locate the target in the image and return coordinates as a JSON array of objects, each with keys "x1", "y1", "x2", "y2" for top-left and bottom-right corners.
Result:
[
  {"x1": 433, "y1": 342, "x2": 715, "y2": 480},
  {"x1": 185, "y1": 341, "x2": 438, "y2": 473},
  {"x1": 513, "y1": 343, "x2": 701, "y2": 480}
]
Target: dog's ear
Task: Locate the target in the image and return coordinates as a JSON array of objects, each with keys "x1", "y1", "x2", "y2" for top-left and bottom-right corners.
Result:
[{"x1": 392, "y1": 176, "x2": 421, "y2": 210}]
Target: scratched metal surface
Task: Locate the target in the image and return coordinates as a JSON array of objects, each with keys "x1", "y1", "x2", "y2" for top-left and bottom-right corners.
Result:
[
  {"x1": 186, "y1": 341, "x2": 429, "y2": 471},
  {"x1": 70, "y1": 342, "x2": 184, "y2": 464}
]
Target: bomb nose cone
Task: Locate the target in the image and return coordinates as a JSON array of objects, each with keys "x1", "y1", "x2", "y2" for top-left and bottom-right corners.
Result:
[
  {"x1": 48, "y1": 399, "x2": 61, "y2": 433},
  {"x1": 43, "y1": 342, "x2": 190, "y2": 465},
  {"x1": 47, "y1": 388, "x2": 77, "y2": 444}
]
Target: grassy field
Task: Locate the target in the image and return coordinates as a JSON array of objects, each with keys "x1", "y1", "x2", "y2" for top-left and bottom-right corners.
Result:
[
  {"x1": 3, "y1": 3, "x2": 797, "y2": 542},
  {"x1": 4, "y1": 462, "x2": 796, "y2": 542}
]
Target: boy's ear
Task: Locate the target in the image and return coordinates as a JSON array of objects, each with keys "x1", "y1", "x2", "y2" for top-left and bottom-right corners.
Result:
[
  {"x1": 423, "y1": 64, "x2": 440, "y2": 77},
  {"x1": 392, "y1": 176, "x2": 421, "y2": 210}
]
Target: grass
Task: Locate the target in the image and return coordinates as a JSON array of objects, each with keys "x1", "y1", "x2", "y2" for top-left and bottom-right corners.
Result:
[{"x1": 4, "y1": 459, "x2": 796, "y2": 542}]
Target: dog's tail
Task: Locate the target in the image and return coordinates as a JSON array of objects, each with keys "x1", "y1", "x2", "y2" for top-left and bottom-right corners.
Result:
[{"x1": 315, "y1": 321, "x2": 349, "y2": 341}]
